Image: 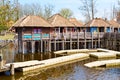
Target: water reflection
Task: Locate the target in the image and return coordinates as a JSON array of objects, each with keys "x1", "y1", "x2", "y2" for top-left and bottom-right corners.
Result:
[{"x1": 1, "y1": 43, "x2": 120, "y2": 80}]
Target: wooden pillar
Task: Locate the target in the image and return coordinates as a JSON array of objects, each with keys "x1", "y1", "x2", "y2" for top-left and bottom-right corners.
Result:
[
  {"x1": 70, "y1": 32, "x2": 72, "y2": 50},
  {"x1": 62, "y1": 33, "x2": 65, "y2": 50},
  {"x1": 41, "y1": 33, "x2": 43, "y2": 52},
  {"x1": 22, "y1": 41, "x2": 25, "y2": 54},
  {"x1": 54, "y1": 39, "x2": 56, "y2": 51},
  {"x1": 49, "y1": 33, "x2": 51, "y2": 52},
  {"x1": 95, "y1": 40, "x2": 97, "y2": 48},
  {"x1": 32, "y1": 41, "x2": 35, "y2": 53},
  {"x1": 91, "y1": 32, "x2": 93, "y2": 48},
  {"x1": 84, "y1": 31, "x2": 86, "y2": 49},
  {"x1": 0, "y1": 53, "x2": 3, "y2": 69},
  {"x1": 10, "y1": 64, "x2": 14, "y2": 76},
  {"x1": 18, "y1": 28, "x2": 23, "y2": 53},
  {"x1": 114, "y1": 33, "x2": 117, "y2": 50},
  {"x1": 22, "y1": 54, "x2": 24, "y2": 61},
  {"x1": 62, "y1": 40, "x2": 64, "y2": 50},
  {"x1": 44, "y1": 41, "x2": 46, "y2": 52},
  {"x1": 98, "y1": 32, "x2": 100, "y2": 48},
  {"x1": 77, "y1": 32, "x2": 79, "y2": 49}
]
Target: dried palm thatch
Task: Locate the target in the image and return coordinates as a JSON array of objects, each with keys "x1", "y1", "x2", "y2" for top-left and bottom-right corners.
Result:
[
  {"x1": 48, "y1": 14, "x2": 75, "y2": 27},
  {"x1": 109, "y1": 20, "x2": 120, "y2": 28},
  {"x1": 13, "y1": 15, "x2": 53, "y2": 27},
  {"x1": 84, "y1": 18, "x2": 111, "y2": 27},
  {"x1": 69, "y1": 18, "x2": 83, "y2": 27}
]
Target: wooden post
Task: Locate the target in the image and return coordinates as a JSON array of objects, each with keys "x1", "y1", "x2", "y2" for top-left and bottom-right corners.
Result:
[
  {"x1": 95, "y1": 40, "x2": 97, "y2": 49},
  {"x1": 0, "y1": 53, "x2": 3, "y2": 69},
  {"x1": 62, "y1": 33, "x2": 65, "y2": 50},
  {"x1": 32, "y1": 41, "x2": 35, "y2": 53},
  {"x1": 91, "y1": 32, "x2": 93, "y2": 48},
  {"x1": 54, "y1": 39, "x2": 56, "y2": 51},
  {"x1": 22, "y1": 41, "x2": 25, "y2": 54},
  {"x1": 10, "y1": 64, "x2": 14, "y2": 76},
  {"x1": 62, "y1": 40, "x2": 64, "y2": 50},
  {"x1": 41, "y1": 33, "x2": 43, "y2": 52},
  {"x1": 70, "y1": 32, "x2": 72, "y2": 50},
  {"x1": 77, "y1": 32, "x2": 79, "y2": 49},
  {"x1": 98, "y1": 32, "x2": 100, "y2": 48},
  {"x1": 18, "y1": 28, "x2": 23, "y2": 53},
  {"x1": 49, "y1": 33, "x2": 51, "y2": 52},
  {"x1": 22, "y1": 54, "x2": 24, "y2": 61},
  {"x1": 44, "y1": 41, "x2": 46, "y2": 52},
  {"x1": 84, "y1": 31, "x2": 86, "y2": 49}
]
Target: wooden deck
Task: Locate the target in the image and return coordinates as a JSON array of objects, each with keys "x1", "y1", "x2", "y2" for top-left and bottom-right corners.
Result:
[
  {"x1": 5, "y1": 53, "x2": 89, "y2": 72},
  {"x1": 0, "y1": 67, "x2": 9, "y2": 72},
  {"x1": 90, "y1": 52, "x2": 116, "y2": 58},
  {"x1": 22, "y1": 32, "x2": 105, "y2": 40},
  {"x1": 54, "y1": 49, "x2": 89, "y2": 55},
  {"x1": 84, "y1": 59, "x2": 120, "y2": 68}
]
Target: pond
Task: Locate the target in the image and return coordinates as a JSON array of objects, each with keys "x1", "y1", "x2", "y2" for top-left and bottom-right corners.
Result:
[{"x1": 0, "y1": 42, "x2": 120, "y2": 80}]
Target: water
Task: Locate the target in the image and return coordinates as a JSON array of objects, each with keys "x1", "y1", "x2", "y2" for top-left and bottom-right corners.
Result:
[{"x1": 0, "y1": 43, "x2": 120, "y2": 80}]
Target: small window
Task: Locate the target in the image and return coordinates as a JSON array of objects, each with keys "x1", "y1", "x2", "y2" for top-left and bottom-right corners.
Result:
[{"x1": 33, "y1": 28, "x2": 41, "y2": 33}]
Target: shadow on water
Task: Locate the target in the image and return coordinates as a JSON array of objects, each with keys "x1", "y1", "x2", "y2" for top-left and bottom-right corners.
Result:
[{"x1": 1, "y1": 42, "x2": 120, "y2": 80}]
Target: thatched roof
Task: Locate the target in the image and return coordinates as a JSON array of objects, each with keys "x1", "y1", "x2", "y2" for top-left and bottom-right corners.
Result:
[
  {"x1": 13, "y1": 15, "x2": 52, "y2": 27},
  {"x1": 109, "y1": 19, "x2": 120, "y2": 28},
  {"x1": 48, "y1": 14, "x2": 75, "y2": 27},
  {"x1": 69, "y1": 18, "x2": 83, "y2": 27},
  {"x1": 84, "y1": 18, "x2": 111, "y2": 27}
]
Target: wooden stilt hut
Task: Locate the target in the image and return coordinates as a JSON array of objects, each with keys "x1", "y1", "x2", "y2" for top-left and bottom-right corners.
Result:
[
  {"x1": 48, "y1": 14, "x2": 75, "y2": 33},
  {"x1": 12, "y1": 15, "x2": 53, "y2": 53},
  {"x1": 48, "y1": 14, "x2": 77, "y2": 50},
  {"x1": 83, "y1": 18, "x2": 111, "y2": 33},
  {"x1": 109, "y1": 19, "x2": 120, "y2": 32},
  {"x1": 69, "y1": 18, "x2": 84, "y2": 32}
]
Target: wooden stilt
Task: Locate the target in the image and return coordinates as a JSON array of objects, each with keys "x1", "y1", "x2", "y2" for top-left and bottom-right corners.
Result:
[
  {"x1": 54, "y1": 39, "x2": 56, "y2": 51},
  {"x1": 22, "y1": 41, "x2": 25, "y2": 54},
  {"x1": 77, "y1": 32, "x2": 79, "y2": 49},
  {"x1": 95, "y1": 40, "x2": 97, "y2": 49},
  {"x1": 62, "y1": 39, "x2": 64, "y2": 50},
  {"x1": 49, "y1": 34, "x2": 51, "y2": 52},
  {"x1": 98, "y1": 32, "x2": 100, "y2": 48},
  {"x1": 70, "y1": 32, "x2": 72, "y2": 50},
  {"x1": 22, "y1": 54, "x2": 24, "y2": 61},
  {"x1": 18, "y1": 29, "x2": 23, "y2": 53},
  {"x1": 84, "y1": 31, "x2": 86, "y2": 49},
  {"x1": 10, "y1": 64, "x2": 14, "y2": 76},
  {"x1": 41, "y1": 40, "x2": 43, "y2": 53},
  {"x1": 91, "y1": 32, "x2": 93, "y2": 49},
  {"x1": 32, "y1": 41, "x2": 35, "y2": 53}
]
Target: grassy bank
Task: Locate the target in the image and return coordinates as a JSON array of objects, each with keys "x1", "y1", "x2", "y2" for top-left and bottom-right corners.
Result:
[{"x1": 0, "y1": 33, "x2": 15, "y2": 40}]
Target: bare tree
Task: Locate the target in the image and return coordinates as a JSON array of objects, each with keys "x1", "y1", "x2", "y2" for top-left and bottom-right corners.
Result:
[
  {"x1": 19, "y1": 4, "x2": 54, "y2": 19},
  {"x1": 19, "y1": 3, "x2": 43, "y2": 17},
  {"x1": 110, "y1": 5, "x2": 117, "y2": 20},
  {"x1": 79, "y1": 0, "x2": 97, "y2": 22},
  {"x1": 43, "y1": 4, "x2": 54, "y2": 19},
  {"x1": 115, "y1": 0, "x2": 120, "y2": 23},
  {"x1": 59, "y1": 8, "x2": 73, "y2": 19}
]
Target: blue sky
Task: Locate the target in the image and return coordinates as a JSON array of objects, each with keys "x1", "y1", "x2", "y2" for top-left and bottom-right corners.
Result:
[{"x1": 19, "y1": 0, "x2": 118, "y2": 22}]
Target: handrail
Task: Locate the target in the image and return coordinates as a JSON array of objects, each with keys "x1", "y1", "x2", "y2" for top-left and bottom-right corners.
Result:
[{"x1": 22, "y1": 32, "x2": 107, "y2": 40}]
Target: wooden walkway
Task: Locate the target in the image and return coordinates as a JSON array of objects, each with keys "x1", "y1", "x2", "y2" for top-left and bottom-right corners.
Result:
[
  {"x1": 0, "y1": 67, "x2": 9, "y2": 72},
  {"x1": 1, "y1": 48, "x2": 120, "y2": 75},
  {"x1": 84, "y1": 59, "x2": 120, "y2": 68},
  {"x1": 5, "y1": 53, "x2": 89, "y2": 72},
  {"x1": 90, "y1": 52, "x2": 116, "y2": 58}
]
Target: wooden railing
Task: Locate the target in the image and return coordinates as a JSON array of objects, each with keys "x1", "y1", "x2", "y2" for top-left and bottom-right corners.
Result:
[{"x1": 22, "y1": 32, "x2": 105, "y2": 40}]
